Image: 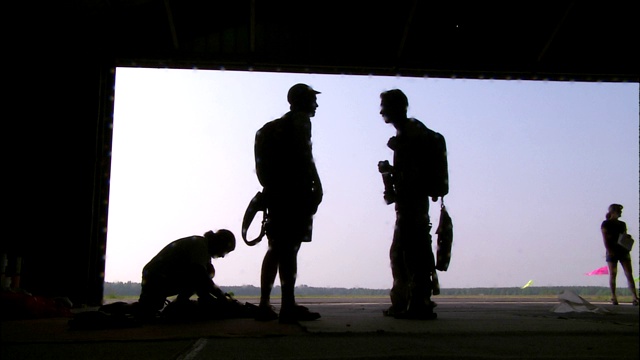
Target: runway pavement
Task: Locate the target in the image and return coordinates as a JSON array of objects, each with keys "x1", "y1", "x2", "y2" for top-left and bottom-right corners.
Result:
[{"x1": 2, "y1": 297, "x2": 638, "y2": 359}]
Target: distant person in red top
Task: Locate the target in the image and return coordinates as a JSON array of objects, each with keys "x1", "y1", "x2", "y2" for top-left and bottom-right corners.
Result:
[
  {"x1": 600, "y1": 204, "x2": 639, "y2": 306},
  {"x1": 136, "y1": 229, "x2": 237, "y2": 317}
]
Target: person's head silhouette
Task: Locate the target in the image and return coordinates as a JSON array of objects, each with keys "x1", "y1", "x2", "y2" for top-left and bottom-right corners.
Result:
[
  {"x1": 380, "y1": 89, "x2": 408, "y2": 124},
  {"x1": 204, "y1": 229, "x2": 236, "y2": 258},
  {"x1": 287, "y1": 83, "x2": 320, "y2": 116}
]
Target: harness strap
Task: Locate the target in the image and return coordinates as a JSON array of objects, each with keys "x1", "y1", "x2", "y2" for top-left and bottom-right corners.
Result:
[{"x1": 241, "y1": 191, "x2": 268, "y2": 246}]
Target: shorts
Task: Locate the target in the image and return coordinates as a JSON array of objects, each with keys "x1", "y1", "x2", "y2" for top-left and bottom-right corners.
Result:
[
  {"x1": 266, "y1": 209, "x2": 313, "y2": 245},
  {"x1": 606, "y1": 251, "x2": 631, "y2": 263}
]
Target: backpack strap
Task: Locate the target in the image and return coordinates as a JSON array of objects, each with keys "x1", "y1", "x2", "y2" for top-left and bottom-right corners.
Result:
[{"x1": 241, "y1": 191, "x2": 267, "y2": 246}]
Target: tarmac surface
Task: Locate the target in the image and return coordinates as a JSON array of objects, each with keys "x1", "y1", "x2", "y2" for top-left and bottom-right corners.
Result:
[{"x1": 2, "y1": 297, "x2": 638, "y2": 359}]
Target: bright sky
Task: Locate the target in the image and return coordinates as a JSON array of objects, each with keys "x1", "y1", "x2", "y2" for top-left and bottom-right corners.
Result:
[{"x1": 105, "y1": 67, "x2": 639, "y2": 290}]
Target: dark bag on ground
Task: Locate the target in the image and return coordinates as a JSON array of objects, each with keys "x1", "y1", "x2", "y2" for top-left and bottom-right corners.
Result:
[
  {"x1": 161, "y1": 294, "x2": 258, "y2": 323},
  {"x1": 435, "y1": 203, "x2": 453, "y2": 271},
  {"x1": 70, "y1": 302, "x2": 140, "y2": 330}
]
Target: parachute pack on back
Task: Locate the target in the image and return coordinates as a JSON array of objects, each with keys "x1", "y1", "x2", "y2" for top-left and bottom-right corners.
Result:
[
  {"x1": 424, "y1": 127, "x2": 449, "y2": 198},
  {"x1": 254, "y1": 118, "x2": 282, "y2": 188},
  {"x1": 242, "y1": 119, "x2": 284, "y2": 246}
]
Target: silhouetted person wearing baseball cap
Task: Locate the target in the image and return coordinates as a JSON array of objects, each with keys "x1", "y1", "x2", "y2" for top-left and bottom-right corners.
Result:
[{"x1": 252, "y1": 83, "x2": 323, "y2": 323}]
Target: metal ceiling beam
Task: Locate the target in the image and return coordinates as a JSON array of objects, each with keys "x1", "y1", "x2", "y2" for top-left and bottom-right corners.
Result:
[
  {"x1": 250, "y1": 0, "x2": 256, "y2": 54},
  {"x1": 163, "y1": 0, "x2": 179, "y2": 50},
  {"x1": 537, "y1": 1, "x2": 574, "y2": 64},
  {"x1": 396, "y1": 0, "x2": 418, "y2": 68}
]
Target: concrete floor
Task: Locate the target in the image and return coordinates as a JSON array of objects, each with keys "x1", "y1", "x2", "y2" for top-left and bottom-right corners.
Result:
[{"x1": 2, "y1": 297, "x2": 638, "y2": 359}]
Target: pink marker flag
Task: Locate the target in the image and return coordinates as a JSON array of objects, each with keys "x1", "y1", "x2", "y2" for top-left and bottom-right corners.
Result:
[{"x1": 586, "y1": 266, "x2": 608, "y2": 276}]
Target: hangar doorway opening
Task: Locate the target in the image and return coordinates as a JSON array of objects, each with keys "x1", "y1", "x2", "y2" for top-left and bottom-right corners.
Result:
[{"x1": 105, "y1": 67, "x2": 639, "y2": 292}]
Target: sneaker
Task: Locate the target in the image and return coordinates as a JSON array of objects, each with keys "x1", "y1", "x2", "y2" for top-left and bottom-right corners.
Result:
[
  {"x1": 255, "y1": 304, "x2": 279, "y2": 321},
  {"x1": 279, "y1": 305, "x2": 321, "y2": 324}
]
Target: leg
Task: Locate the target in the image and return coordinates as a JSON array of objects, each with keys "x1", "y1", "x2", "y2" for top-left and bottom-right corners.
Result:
[
  {"x1": 607, "y1": 261, "x2": 618, "y2": 304},
  {"x1": 274, "y1": 214, "x2": 319, "y2": 322},
  {"x1": 406, "y1": 237, "x2": 434, "y2": 311},
  {"x1": 260, "y1": 208, "x2": 287, "y2": 309},
  {"x1": 388, "y1": 220, "x2": 409, "y2": 315},
  {"x1": 138, "y1": 290, "x2": 166, "y2": 313},
  {"x1": 619, "y1": 259, "x2": 639, "y2": 304},
  {"x1": 278, "y1": 240, "x2": 319, "y2": 323},
  {"x1": 254, "y1": 243, "x2": 280, "y2": 321},
  {"x1": 256, "y1": 211, "x2": 286, "y2": 321},
  {"x1": 259, "y1": 245, "x2": 278, "y2": 308},
  {"x1": 403, "y1": 213, "x2": 436, "y2": 318},
  {"x1": 278, "y1": 241, "x2": 301, "y2": 309},
  {"x1": 137, "y1": 275, "x2": 169, "y2": 319}
]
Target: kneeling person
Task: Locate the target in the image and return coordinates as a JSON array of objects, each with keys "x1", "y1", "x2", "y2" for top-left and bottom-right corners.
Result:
[{"x1": 136, "y1": 229, "x2": 236, "y2": 318}]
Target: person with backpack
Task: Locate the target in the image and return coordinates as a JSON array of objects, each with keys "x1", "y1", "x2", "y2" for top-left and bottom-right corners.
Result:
[
  {"x1": 377, "y1": 89, "x2": 449, "y2": 320},
  {"x1": 252, "y1": 83, "x2": 323, "y2": 323}
]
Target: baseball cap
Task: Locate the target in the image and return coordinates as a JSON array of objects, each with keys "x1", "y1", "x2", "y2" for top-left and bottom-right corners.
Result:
[{"x1": 287, "y1": 83, "x2": 321, "y2": 105}]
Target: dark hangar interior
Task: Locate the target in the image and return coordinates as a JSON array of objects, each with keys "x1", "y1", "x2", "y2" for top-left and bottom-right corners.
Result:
[{"x1": 6, "y1": 0, "x2": 638, "y2": 306}]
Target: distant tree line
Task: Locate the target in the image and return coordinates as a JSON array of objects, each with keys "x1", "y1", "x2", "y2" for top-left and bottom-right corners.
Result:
[
  {"x1": 104, "y1": 281, "x2": 141, "y2": 297},
  {"x1": 104, "y1": 282, "x2": 633, "y2": 298}
]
